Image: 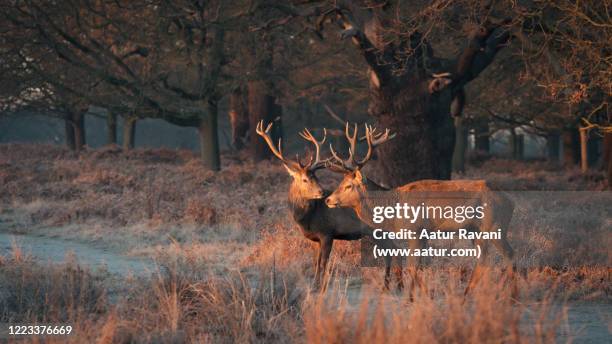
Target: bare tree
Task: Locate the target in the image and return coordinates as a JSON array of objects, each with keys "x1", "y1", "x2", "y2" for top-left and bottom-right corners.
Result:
[{"x1": 1, "y1": 0, "x2": 237, "y2": 169}]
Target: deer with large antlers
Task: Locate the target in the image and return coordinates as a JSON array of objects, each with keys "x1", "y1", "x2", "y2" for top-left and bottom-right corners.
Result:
[
  {"x1": 325, "y1": 123, "x2": 516, "y2": 295},
  {"x1": 256, "y1": 121, "x2": 376, "y2": 289}
]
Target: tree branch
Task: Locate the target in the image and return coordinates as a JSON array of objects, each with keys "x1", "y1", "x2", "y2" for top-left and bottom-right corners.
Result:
[{"x1": 451, "y1": 22, "x2": 512, "y2": 91}]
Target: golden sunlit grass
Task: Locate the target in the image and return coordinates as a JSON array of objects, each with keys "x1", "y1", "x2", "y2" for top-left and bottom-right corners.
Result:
[{"x1": 2, "y1": 244, "x2": 596, "y2": 344}]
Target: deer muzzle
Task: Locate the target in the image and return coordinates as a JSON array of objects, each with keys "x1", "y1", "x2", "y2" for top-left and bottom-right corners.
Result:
[{"x1": 325, "y1": 196, "x2": 338, "y2": 208}]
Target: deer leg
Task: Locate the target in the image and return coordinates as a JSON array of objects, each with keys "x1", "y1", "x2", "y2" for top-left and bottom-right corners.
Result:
[
  {"x1": 383, "y1": 255, "x2": 392, "y2": 291},
  {"x1": 313, "y1": 242, "x2": 322, "y2": 290},
  {"x1": 492, "y1": 236, "x2": 515, "y2": 271},
  {"x1": 394, "y1": 265, "x2": 404, "y2": 291},
  {"x1": 379, "y1": 238, "x2": 392, "y2": 291},
  {"x1": 492, "y1": 237, "x2": 519, "y2": 300},
  {"x1": 465, "y1": 238, "x2": 488, "y2": 296},
  {"x1": 318, "y1": 237, "x2": 334, "y2": 291},
  {"x1": 407, "y1": 239, "x2": 424, "y2": 301}
]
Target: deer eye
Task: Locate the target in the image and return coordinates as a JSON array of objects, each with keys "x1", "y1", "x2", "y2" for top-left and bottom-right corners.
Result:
[
  {"x1": 344, "y1": 184, "x2": 352, "y2": 190},
  {"x1": 302, "y1": 178, "x2": 308, "y2": 183}
]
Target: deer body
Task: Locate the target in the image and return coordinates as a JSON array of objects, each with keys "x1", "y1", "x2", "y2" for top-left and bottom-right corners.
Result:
[
  {"x1": 325, "y1": 124, "x2": 516, "y2": 294},
  {"x1": 345, "y1": 179, "x2": 513, "y2": 235},
  {"x1": 289, "y1": 197, "x2": 365, "y2": 241},
  {"x1": 256, "y1": 121, "x2": 371, "y2": 288},
  {"x1": 287, "y1": 185, "x2": 371, "y2": 288}
]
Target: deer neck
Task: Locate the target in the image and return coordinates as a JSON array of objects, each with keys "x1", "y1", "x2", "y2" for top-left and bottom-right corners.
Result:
[
  {"x1": 287, "y1": 184, "x2": 317, "y2": 225},
  {"x1": 352, "y1": 183, "x2": 376, "y2": 228},
  {"x1": 353, "y1": 179, "x2": 389, "y2": 228},
  {"x1": 364, "y1": 177, "x2": 389, "y2": 191}
]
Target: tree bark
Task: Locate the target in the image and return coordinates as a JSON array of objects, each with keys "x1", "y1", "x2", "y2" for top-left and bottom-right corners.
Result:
[
  {"x1": 123, "y1": 117, "x2": 136, "y2": 150},
  {"x1": 335, "y1": 9, "x2": 509, "y2": 187},
  {"x1": 228, "y1": 87, "x2": 249, "y2": 150},
  {"x1": 72, "y1": 110, "x2": 86, "y2": 152},
  {"x1": 372, "y1": 87, "x2": 455, "y2": 186},
  {"x1": 107, "y1": 112, "x2": 117, "y2": 145},
  {"x1": 452, "y1": 116, "x2": 467, "y2": 174},
  {"x1": 64, "y1": 116, "x2": 76, "y2": 150},
  {"x1": 198, "y1": 103, "x2": 220, "y2": 171},
  {"x1": 587, "y1": 133, "x2": 600, "y2": 167},
  {"x1": 246, "y1": 29, "x2": 282, "y2": 161},
  {"x1": 562, "y1": 127, "x2": 580, "y2": 166},
  {"x1": 602, "y1": 132, "x2": 612, "y2": 168},
  {"x1": 603, "y1": 132, "x2": 612, "y2": 189},
  {"x1": 248, "y1": 80, "x2": 279, "y2": 161},
  {"x1": 579, "y1": 127, "x2": 588, "y2": 173},
  {"x1": 513, "y1": 134, "x2": 524, "y2": 160},
  {"x1": 608, "y1": 151, "x2": 612, "y2": 190},
  {"x1": 272, "y1": 102, "x2": 283, "y2": 142},
  {"x1": 474, "y1": 121, "x2": 490, "y2": 153}
]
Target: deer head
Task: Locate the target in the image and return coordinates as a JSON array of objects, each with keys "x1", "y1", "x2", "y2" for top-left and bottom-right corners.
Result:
[
  {"x1": 256, "y1": 120, "x2": 328, "y2": 200},
  {"x1": 325, "y1": 123, "x2": 395, "y2": 209}
]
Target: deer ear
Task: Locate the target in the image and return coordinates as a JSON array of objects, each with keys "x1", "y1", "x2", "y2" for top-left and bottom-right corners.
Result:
[
  {"x1": 283, "y1": 163, "x2": 301, "y2": 178},
  {"x1": 354, "y1": 169, "x2": 366, "y2": 183}
]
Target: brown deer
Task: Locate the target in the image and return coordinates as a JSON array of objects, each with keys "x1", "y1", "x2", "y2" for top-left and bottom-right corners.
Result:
[
  {"x1": 325, "y1": 123, "x2": 516, "y2": 295},
  {"x1": 256, "y1": 121, "x2": 376, "y2": 289}
]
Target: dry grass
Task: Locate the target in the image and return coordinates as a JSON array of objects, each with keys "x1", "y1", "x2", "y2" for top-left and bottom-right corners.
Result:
[
  {"x1": 2, "y1": 245, "x2": 597, "y2": 343},
  {"x1": 0, "y1": 245, "x2": 106, "y2": 323},
  {"x1": 2, "y1": 144, "x2": 608, "y2": 269},
  {"x1": 0, "y1": 144, "x2": 609, "y2": 343},
  {"x1": 463, "y1": 156, "x2": 608, "y2": 191},
  {"x1": 0, "y1": 144, "x2": 284, "y2": 233},
  {"x1": 303, "y1": 272, "x2": 565, "y2": 344}
]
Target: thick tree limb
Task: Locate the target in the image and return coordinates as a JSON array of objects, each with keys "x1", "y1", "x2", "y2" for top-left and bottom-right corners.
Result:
[{"x1": 451, "y1": 25, "x2": 511, "y2": 91}]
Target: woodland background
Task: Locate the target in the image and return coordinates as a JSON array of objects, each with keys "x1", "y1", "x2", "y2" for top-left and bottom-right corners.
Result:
[
  {"x1": 1, "y1": 0, "x2": 610, "y2": 186},
  {"x1": 0, "y1": 1, "x2": 610, "y2": 343}
]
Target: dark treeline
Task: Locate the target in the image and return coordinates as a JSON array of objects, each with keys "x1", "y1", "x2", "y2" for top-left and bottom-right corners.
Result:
[{"x1": 0, "y1": 1, "x2": 609, "y2": 185}]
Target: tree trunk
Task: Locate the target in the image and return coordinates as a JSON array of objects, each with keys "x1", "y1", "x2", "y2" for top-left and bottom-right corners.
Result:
[
  {"x1": 72, "y1": 111, "x2": 86, "y2": 152},
  {"x1": 562, "y1": 127, "x2": 580, "y2": 166},
  {"x1": 228, "y1": 87, "x2": 249, "y2": 150},
  {"x1": 336, "y1": 8, "x2": 509, "y2": 187},
  {"x1": 107, "y1": 112, "x2": 117, "y2": 145},
  {"x1": 452, "y1": 116, "x2": 467, "y2": 174},
  {"x1": 362, "y1": 71, "x2": 457, "y2": 186},
  {"x1": 64, "y1": 116, "x2": 76, "y2": 150},
  {"x1": 272, "y1": 103, "x2": 283, "y2": 142},
  {"x1": 514, "y1": 134, "x2": 524, "y2": 160},
  {"x1": 608, "y1": 152, "x2": 612, "y2": 190},
  {"x1": 123, "y1": 117, "x2": 136, "y2": 150},
  {"x1": 579, "y1": 127, "x2": 588, "y2": 173},
  {"x1": 474, "y1": 121, "x2": 490, "y2": 153},
  {"x1": 547, "y1": 131, "x2": 561, "y2": 162},
  {"x1": 248, "y1": 80, "x2": 279, "y2": 161},
  {"x1": 587, "y1": 133, "x2": 600, "y2": 167},
  {"x1": 198, "y1": 103, "x2": 220, "y2": 171},
  {"x1": 603, "y1": 132, "x2": 612, "y2": 189}
]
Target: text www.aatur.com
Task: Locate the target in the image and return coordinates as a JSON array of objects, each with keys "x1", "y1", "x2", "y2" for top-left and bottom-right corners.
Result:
[{"x1": 372, "y1": 245, "x2": 482, "y2": 259}]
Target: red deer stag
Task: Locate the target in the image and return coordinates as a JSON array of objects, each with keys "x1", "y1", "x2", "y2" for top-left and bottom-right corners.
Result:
[
  {"x1": 325, "y1": 123, "x2": 516, "y2": 295},
  {"x1": 256, "y1": 121, "x2": 375, "y2": 289}
]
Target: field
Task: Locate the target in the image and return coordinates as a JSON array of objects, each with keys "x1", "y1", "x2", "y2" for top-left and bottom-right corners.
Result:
[{"x1": 0, "y1": 144, "x2": 610, "y2": 343}]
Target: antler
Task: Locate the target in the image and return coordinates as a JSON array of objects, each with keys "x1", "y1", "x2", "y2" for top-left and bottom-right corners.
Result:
[
  {"x1": 358, "y1": 124, "x2": 395, "y2": 165},
  {"x1": 255, "y1": 120, "x2": 286, "y2": 161},
  {"x1": 328, "y1": 122, "x2": 395, "y2": 172},
  {"x1": 329, "y1": 123, "x2": 359, "y2": 172},
  {"x1": 256, "y1": 120, "x2": 329, "y2": 171},
  {"x1": 299, "y1": 127, "x2": 328, "y2": 171},
  {"x1": 367, "y1": 125, "x2": 395, "y2": 147}
]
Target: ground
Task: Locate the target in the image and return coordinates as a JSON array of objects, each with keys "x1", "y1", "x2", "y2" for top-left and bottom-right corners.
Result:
[{"x1": 0, "y1": 144, "x2": 609, "y2": 343}]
